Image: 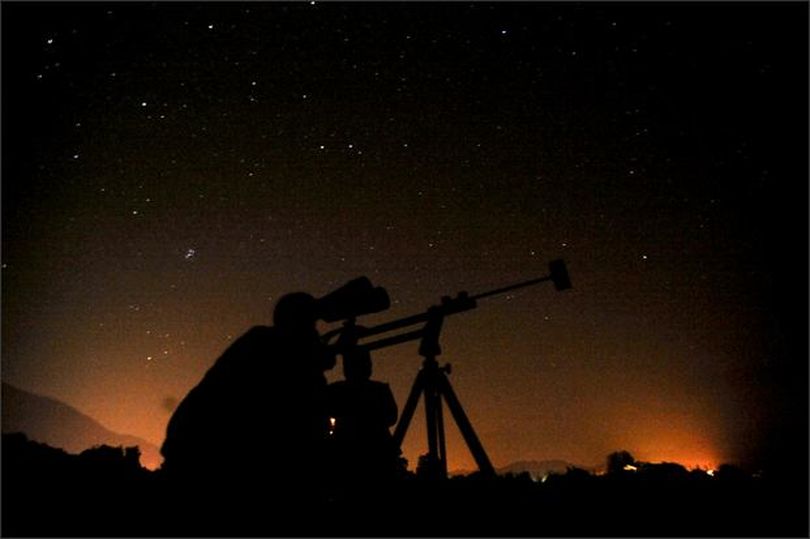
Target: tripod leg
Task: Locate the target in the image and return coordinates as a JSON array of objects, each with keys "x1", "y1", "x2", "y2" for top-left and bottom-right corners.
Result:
[
  {"x1": 392, "y1": 369, "x2": 425, "y2": 448},
  {"x1": 437, "y1": 373, "x2": 496, "y2": 476},
  {"x1": 436, "y1": 393, "x2": 448, "y2": 477},
  {"x1": 423, "y1": 371, "x2": 440, "y2": 475}
]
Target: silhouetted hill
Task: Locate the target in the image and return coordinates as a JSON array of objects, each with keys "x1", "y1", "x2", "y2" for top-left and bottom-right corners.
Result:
[{"x1": 1, "y1": 382, "x2": 162, "y2": 469}]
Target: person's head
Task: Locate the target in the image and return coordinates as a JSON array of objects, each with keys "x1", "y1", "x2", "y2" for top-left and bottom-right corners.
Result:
[
  {"x1": 343, "y1": 349, "x2": 372, "y2": 381},
  {"x1": 273, "y1": 292, "x2": 317, "y2": 334}
]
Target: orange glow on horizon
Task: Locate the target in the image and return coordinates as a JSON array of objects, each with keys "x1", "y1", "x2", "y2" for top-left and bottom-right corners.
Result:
[{"x1": 625, "y1": 431, "x2": 723, "y2": 471}]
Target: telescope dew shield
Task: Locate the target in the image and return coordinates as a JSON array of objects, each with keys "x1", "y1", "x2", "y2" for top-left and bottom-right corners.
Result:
[
  {"x1": 316, "y1": 276, "x2": 391, "y2": 322},
  {"x1": 549, "y1": 259, "x2": 572, "y2": 291}
]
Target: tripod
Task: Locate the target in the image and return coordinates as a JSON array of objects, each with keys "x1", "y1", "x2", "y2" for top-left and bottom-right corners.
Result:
[
  {"x1": 325, "y1": 260, "x2": 572, "y2": 479},
  {"x1": 391, "y1": 306, "x2": 496, "y2": 479}
]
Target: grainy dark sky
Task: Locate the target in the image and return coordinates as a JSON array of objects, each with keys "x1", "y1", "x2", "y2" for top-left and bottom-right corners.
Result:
[{"x1": 2, "y1": 1, "x2": 807, "y2": 473}]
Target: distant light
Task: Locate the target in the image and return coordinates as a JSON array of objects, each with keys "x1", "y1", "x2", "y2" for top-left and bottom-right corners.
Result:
[
  {"x1": 207, "y1": 24, "x2": 214, "y2": 30},
  {"x1": 500, "y1": 29, "x2": 508, "y2": 35},
  {"x1": 707, "y1": 469, "x2": 716, "y2": 477},
  {"x1": 623, "y1": 464, "x2": 638, "y2": 472},
  {"x1": 46, "y1": 38, "x2": 54, "y2": 45},
  {"x1": 141, "y1": 101, "x2": 148, "y2": 107},
  {"x1": 642, "y1": 254, "x2": 648, "y2": 260}
]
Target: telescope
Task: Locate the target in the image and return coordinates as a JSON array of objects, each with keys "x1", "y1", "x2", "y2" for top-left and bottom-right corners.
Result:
[
  {"x1": 323, "y1": 258, "x2": 571, "y2": 350},
  {"x1": 322, "y1": 259, "x2": 572, "y2": 480}
]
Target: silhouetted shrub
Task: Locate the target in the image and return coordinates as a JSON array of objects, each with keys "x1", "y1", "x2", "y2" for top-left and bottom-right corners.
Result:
[
  {"x1": 715, "y1": 463, "x2": 749, "y2": 481},
  {"x1": 637, "y1": 461, "x2": 689, "y2": 480}
]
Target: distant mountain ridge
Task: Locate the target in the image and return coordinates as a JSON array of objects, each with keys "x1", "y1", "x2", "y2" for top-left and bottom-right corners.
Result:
[{"x1": 1, "y1": 382, "x2": 162, "y2": 469}]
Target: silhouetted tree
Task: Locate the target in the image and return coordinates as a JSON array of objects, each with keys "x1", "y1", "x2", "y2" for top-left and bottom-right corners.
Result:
[
  {"x1": 606, "y1": 450, "x2": 636, "y2": 475},
  {"x1": 563, "y1": 465, "x2": 594, "y2": 481}
]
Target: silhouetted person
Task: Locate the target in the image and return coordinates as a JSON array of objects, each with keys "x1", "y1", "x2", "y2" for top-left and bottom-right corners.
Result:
[
  {"x1": 160, "y1": 292, "x2": 335, "y2": 521},
  {"x1": 327, "y1": 348, "x2": 401, "y2": 490}
]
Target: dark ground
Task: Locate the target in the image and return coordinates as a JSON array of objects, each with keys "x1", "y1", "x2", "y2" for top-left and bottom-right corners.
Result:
[{"x1": 2, "y1": 433, "x2": 807, "y2": 537}]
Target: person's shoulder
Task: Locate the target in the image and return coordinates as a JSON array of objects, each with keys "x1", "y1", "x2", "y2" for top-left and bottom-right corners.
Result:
[
  {"x1": 328, "y1": 380, "x2": 350, "y2": 393},
  {"x1": 370, "y1": 380, "x2": 396, "y2": 398},
  {"x1": 242, "y1": 325, "x2": 276, "y2": 338}
]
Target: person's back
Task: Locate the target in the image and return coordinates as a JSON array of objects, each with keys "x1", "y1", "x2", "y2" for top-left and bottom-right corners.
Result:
[
  {"x1": 328, "y1": 379, "x2": 397, "y2": 444},
  {"x1": 161, "y1": 293, "x2": 334, "y2": 490},
  {"x1": 327, "y1": 350, "x2": 400, "y2": 486}
]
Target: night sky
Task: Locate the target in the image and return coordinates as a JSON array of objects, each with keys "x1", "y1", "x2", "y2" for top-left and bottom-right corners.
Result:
[{"x1": 2, "y1": 2, "x2": 807, "y2": 474}]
